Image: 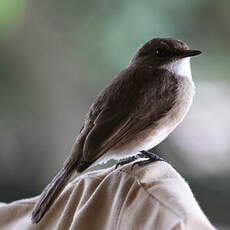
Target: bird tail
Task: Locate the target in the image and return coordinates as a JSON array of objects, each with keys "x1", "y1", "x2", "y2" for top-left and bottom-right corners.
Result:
[{"x1": 31, "y1": 161, "x2": 76, "y2": 224}]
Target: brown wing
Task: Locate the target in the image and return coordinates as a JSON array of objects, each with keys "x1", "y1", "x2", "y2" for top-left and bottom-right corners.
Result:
[{"x1": 77, "y1": 66, "x2": 178, "y2": 171}]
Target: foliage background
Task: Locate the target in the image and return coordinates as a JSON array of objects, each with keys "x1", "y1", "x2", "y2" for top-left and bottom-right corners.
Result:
[{"x1": 0, "y1": 1, "x2": 229, "y2": 229}]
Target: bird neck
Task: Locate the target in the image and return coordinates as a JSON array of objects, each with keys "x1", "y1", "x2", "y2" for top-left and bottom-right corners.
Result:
[{"x1": 161, "y1": 58, "x2": 192, "y2": 80}]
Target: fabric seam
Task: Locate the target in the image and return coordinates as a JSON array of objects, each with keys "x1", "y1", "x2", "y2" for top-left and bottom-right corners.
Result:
[{"x1": 118, "y1": 169, "x2": 183, "y2": 220}]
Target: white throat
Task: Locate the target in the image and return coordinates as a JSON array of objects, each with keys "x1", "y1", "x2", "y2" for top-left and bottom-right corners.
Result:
[{"x1": 162, "y1": 57, "x2": 192, "y2": 79}]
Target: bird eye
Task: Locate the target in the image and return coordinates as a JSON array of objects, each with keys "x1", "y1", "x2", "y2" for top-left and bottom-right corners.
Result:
[{"x1": 155, "y1": 48, "x2": 172, "y2": 57}]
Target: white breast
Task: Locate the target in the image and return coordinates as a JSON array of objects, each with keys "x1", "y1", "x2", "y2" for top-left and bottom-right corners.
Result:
[{"x1": 162, "y1": 57, "x2": 192, "y2": 79}]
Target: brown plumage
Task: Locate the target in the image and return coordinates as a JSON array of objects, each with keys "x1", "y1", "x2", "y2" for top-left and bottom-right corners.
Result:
[{"x1": 32, "y1": 38, "x2": 201, "y2": 223}]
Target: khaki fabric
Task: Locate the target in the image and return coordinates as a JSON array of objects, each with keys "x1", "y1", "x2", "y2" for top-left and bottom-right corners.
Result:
[{"x1": 0, "y1": 161, "x2": 216, "y2": 230}]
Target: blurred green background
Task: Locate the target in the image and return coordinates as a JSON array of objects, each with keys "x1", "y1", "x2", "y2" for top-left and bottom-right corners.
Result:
[{"x1": 0, "y1": 0, "x2": 229, "y2": 229}]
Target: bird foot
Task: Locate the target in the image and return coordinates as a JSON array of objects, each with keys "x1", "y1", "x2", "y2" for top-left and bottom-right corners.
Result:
[
  {"x1": 115, "y1": 150, "x2": 165, "y2": 169},
  {"x1": 115, "y1": 155, "x2": 140, "y2": 169},
  {"x1": 131, "y1": 150, "x2": 165, "y2": 169}
]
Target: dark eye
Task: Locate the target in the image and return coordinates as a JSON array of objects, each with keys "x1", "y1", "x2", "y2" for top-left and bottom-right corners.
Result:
[{"x1": 155, "y1": 48, "x2": 172, "y2": 57}]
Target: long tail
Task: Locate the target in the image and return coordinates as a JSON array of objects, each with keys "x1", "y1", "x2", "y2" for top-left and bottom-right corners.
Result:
[{"x1": 31, "y1": 161, "x2": 76, "y2": 224}]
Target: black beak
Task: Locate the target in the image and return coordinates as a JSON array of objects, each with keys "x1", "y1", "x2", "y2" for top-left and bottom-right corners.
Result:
[{"x1": 175, "y1": 49, "x2": 202, "y2": 58}]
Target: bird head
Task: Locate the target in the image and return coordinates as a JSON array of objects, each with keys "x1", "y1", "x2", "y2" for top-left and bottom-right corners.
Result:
[{"x1": 130, "y1": 38, "x2": 201, "y2": 78}]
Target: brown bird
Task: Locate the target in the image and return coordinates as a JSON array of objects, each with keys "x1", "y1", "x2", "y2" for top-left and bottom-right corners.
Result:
[{"x1": 31, "y1": 38, "x2": 201, "y2": 223}]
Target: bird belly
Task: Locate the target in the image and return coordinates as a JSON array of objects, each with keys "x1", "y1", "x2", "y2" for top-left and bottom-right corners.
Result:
[
  {"x1": 93, "y1": 122, "x2": 176, "y2": 165},
  {"x1": 114, "y1": 124, "x2": 175, "y2": 157}
]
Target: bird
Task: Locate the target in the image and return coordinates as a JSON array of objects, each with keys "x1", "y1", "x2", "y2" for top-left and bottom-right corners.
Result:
[{"x1": 31, "y1": 37, "x2": 201, "y2": 224}]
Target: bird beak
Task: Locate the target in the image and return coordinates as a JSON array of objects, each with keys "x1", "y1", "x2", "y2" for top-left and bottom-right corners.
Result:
[{"x1": 175, "y1": 49, "x2": 202, "y2": 58}]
